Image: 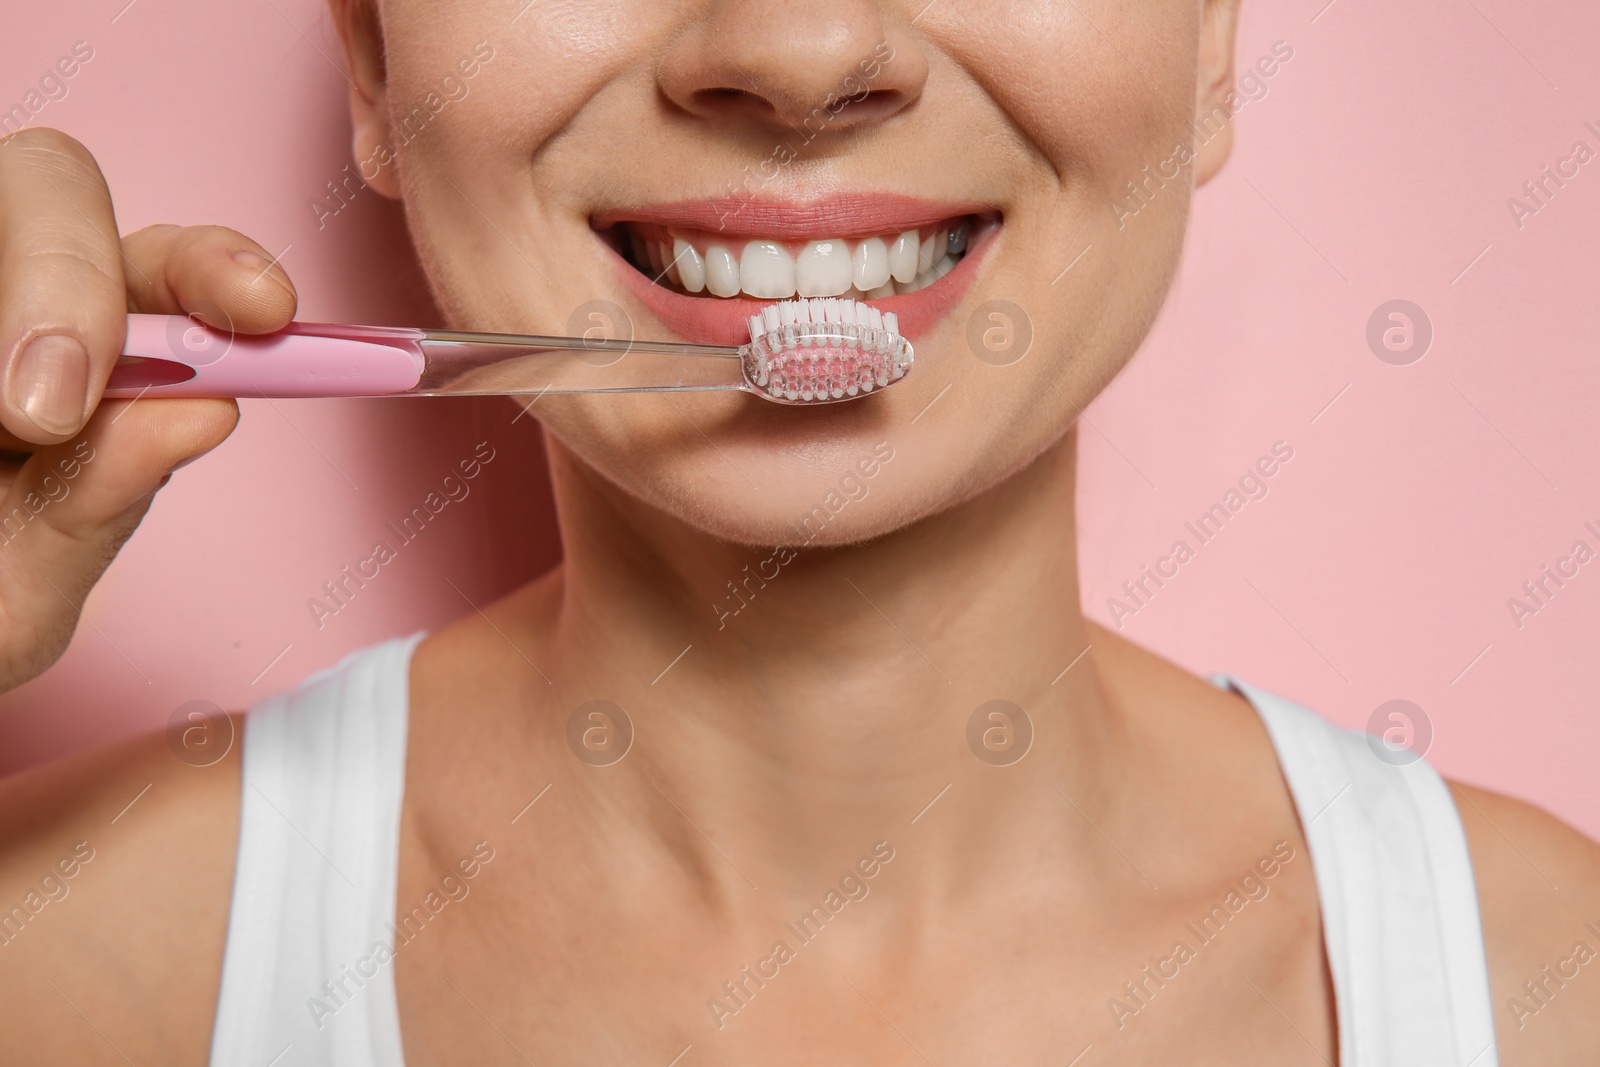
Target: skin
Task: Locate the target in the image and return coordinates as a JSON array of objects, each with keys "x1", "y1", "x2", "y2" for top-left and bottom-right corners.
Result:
[{"x1": 0, "y1": 1, "x2": 1597, "y2": 1063}]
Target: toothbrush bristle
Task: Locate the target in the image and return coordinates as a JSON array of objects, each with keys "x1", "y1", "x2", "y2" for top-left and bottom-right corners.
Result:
[{"x1": 743, "y1": 297, "x2": 913, "y2": 405}]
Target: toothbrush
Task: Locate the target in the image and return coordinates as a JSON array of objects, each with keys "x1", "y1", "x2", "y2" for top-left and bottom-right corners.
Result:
[{"x1": 101, "y1": 297, "x2": 912, "y2": 406}]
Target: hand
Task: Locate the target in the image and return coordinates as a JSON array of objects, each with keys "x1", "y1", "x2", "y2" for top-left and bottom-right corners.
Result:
[{"x1": 0, "y1": 127, "x2": 297, "y2": 693}]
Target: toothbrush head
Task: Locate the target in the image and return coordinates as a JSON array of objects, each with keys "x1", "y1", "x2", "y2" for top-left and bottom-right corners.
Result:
[{"x1": 741, "y1": 298, "x2": 913, "y2": 405}]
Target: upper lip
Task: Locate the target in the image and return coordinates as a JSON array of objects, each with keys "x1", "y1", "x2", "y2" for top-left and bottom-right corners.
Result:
[{"x1": 592, "y1": 194, "x2": 996, "y2": 240}]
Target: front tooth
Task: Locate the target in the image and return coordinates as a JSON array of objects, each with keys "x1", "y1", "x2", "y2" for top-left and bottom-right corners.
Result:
[
  {"x1": 889, "y1": 231, "x2": 920, "y2": 284},
  {"x1": 675, "y1": 238, "x2": 706, "y2": 293},
  {"x1": 866, "y1": 281, "x2": 897, "y2": 300},
  {"x1": 740, "y1": 240, "x2": 797, "y2": 299},
  {"x1": 917, "y1": 231, "x2": 941, "y2": 275},
  {"x1": 706, "y1": 245, "x2": 741, "y2": 297},
  {"x1": 795, "y1": 240, "x2": 851, "y2": 297},
  {"x1": 852, "y1": 237, "x2": 891, "y2": 291}
]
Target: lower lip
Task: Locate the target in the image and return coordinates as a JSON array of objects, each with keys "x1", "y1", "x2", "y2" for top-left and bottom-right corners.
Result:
[{"x1": 601, "y1": 220, "x2": 998, "y2": 347}]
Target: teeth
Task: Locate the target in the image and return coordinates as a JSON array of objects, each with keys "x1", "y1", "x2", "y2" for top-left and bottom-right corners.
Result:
[
  {"x1": 705, "y1": 245, "x2": 741, "y2": 298},
  {"x1": 795, "y1": 240, "x2": 852, "y2": 298},
  {"x1": 674, "y1": 238, "x2": 705, "y2": 293},
  {"x1": 628, "y1": 221, "x2": 972, "y2": 302},
  {"x1": 852, "y1": 237, "x2": 890, "y2": 291},
  {"x1": 658, "y1": 242, "x2": 682, "y2": 286},
  {"x1": 917, "y1": 231, "x2": 940, "y2": 276},
  {"x1": 740, "y1": 241, "x2": 797, "y2": 299},
  {"x1": 889, "y1": 231, "x2": 920, "y2": 284},
  {"x1": 896, "y1": 260, "x2": 948, "y2": 295}
]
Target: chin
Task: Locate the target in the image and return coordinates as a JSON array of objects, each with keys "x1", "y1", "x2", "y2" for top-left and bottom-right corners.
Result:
[{"x1": 553, "y1": 376, "x2": 1069, "y2": 553}]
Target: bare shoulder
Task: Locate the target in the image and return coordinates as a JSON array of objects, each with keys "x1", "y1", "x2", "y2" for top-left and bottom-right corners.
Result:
[
  {"x1": 0, "y1": 716, "x2": 243, "y2": 1064},
  {"x1": 1449, "y1": 780, "x2": 1600, "y2": 1065},
  {"x1": 1088, "y1": 621, "x2": 1287, "y2": 777}
]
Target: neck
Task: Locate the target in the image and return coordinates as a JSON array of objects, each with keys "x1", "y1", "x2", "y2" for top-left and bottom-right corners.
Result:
[{"x1": 529, "y1": 426, "x2": 1126, "y2": 899}]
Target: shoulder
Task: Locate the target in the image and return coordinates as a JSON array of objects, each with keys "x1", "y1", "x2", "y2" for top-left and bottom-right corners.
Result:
[
  {"x1": 0, "y1": 715, "x2": 243, "y2": 1063},
  {"x1": 1448, "y1": 780, "x2": 1600, "y2": 1065}
]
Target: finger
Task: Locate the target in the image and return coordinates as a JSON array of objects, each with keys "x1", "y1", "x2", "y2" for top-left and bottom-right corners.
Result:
[
  {"x1": 0, "y1": 422, "x2": 43, "y2": 454},
  {"x1": 0, "y1": 424, "x2": 51, "y2": 498},
  {"x1": 121, "y1": 223, "x2": 298, "y2": 333},
  {"x1": 0, "y1": 128, "x2": 129, "y2": 444},
  {"x1": 0, "y1": 394, "x2": 237, "y2": 689}
]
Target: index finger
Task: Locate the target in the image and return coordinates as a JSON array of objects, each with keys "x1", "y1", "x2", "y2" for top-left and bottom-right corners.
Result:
[{"x1": 0, "y1": 127, "x2": 132, "y2": 443}]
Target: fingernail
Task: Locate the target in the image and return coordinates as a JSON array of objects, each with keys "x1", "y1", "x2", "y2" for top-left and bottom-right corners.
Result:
[{"x1": 10, "y1": 334, "x2": 90, "y2": 436}]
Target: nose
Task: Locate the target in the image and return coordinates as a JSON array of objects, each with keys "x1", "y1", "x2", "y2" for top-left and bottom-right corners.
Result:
[{"x1": 657, "y1": 1, "x2": 928, "y2": 136}]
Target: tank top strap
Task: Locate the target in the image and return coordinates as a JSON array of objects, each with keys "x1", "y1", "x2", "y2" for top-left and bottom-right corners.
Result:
[
  {"x1": 209, "y1": 630, "x2": 427, "y2": 1067},
  {"x1": 1212, "y1": 675, "x2": 1500, "y2": 1066}
]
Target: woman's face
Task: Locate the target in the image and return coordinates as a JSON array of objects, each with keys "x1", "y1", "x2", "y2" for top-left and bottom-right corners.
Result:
[{"x1": 338, "y1": 0, "x2": 1239, "y2": 547}]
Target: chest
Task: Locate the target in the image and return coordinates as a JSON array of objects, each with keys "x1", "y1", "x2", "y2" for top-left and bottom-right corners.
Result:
[{"x1": 388, "y1": 851, "x2": 1338, "y2": 1065}]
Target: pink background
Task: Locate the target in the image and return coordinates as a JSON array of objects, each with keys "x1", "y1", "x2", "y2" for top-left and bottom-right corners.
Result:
[{"x1": 3, "y1": 1, "x2": 1597, "y2": 841}]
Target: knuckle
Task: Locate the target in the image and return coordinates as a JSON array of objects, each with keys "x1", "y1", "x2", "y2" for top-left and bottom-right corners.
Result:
[
  {"x1": 164, "y1": 224, "x2": 237, "y2": 274},
  {"x1": 121, "y1": 224, "x2": 182, "y2": 306},
  {"x1": 19, "y1": 241, "x2": 125, "y2": 299},
  {"x1": 1, "y1": 126, "x2": 91, "y2": 165},
  {"x1": 2, "y1": 126, "x2": 105, "y2": 191},
  {"x1": 125, "y1": 221, "x2": 181, "y2": 238},
  {"x1": 31, "y1": 481, "x2": 149, "y2": 557},
  {"x1": 122, "y1": 222, "x2": 182, "y2": 249},
  {"x1": 180, "y1": 223, "x2": 248, "y2": 246},
  {"x1": 0, "y1": 142, "x2": 123, "y2": 300}
]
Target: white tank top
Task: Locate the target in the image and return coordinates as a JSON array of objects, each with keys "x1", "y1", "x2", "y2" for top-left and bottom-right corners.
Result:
[{"x1": 207, "y1": 631, "x2": 1501, "y2": 1065}]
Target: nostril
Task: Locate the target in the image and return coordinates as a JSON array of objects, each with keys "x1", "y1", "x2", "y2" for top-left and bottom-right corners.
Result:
[
  {"x1": 689, "y1": 86, "x2": 777, "y2": 123},
  {"x1": 688, "y1": 85, "x2": 906, "y2": 134},
  {"x1": 830, "y1": 89, "x2": 908, "y2": 123},
  {"x1": 657, "y1": 13, "x2": 928, "y2": 136}
]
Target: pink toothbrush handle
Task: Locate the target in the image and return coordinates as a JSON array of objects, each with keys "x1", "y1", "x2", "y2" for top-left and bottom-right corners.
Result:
[{"x1": 103, "y1": 315, "x2": 428, "y2": 398}]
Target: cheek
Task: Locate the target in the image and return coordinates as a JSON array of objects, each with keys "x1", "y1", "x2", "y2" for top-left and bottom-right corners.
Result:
[
  {"x1": 382, "y1": 0, "x2": 661, "y2": 323},
  {"x1": 942, "y1": 1, "x2": 1199, "y2": 174},
  {"x1": 933, "y1": 1, "x2": 1199, "y2": 411}
]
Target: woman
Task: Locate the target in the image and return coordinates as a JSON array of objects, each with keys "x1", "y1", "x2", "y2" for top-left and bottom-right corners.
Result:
[{"x1": 0, "y1": 0, "x2": 1596, "y2": 1063}]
